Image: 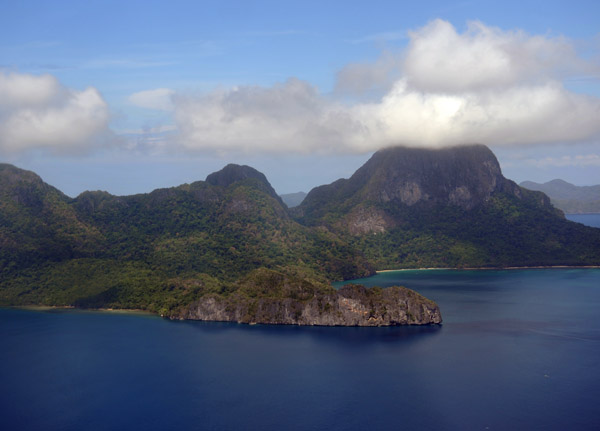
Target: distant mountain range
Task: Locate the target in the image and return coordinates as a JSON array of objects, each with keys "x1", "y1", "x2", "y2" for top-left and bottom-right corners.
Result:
[
  {"x1": 280, "y1": 191, "x2": 307, "y2": 208},
  {"x1": 520, "y1": 179, "x2": 600, "y2": 214},
  {"x1": 2, "y1": 144, "x2": 599, "y2": 323}
]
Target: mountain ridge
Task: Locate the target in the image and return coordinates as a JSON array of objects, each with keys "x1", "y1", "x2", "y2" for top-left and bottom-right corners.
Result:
[
  {"x1": 520, "y1": 179, "x2": 600, "y2": 214},
  {"x1": 0, "y1": 161, "x2": 381, "y2": 324}
]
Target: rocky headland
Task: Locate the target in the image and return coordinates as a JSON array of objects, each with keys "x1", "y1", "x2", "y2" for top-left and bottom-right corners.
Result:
[{"x1": 177, "y1": 269, "x2": 441, "y2": 326}]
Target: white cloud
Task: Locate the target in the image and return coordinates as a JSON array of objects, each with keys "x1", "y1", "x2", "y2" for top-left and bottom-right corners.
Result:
[
  {"x1": 128, "y1": 88, "x2": 175, "y2": 111},
  {"x1": 403, "y1": 19, "x2": 593, "y2": 93},
  {"x1": 354, "y1": 79, "x2": 600, "y2": 148},
  {"x1": 163, "y1": 20, "x2": 600, "y2": 155},
  {"x1": 0, "y1": 71, "x2": 111, "y2": 154},
  {"x1": 173, "y1": 79, "x2": 366, "y2": 154}
]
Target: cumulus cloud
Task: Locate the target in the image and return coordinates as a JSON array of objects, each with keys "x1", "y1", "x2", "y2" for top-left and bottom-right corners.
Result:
[
  {"x1": 0, "y1": 71, "x2": 111, "y2": 154},
  {"x1": 334, "y1": 51, "x2": 402, "y2": 97},
  {"x1": 128, "y1": 88, "x2": 175, "y2": 111},
  {"x1": 402, "y1": 19, "x2": 589, "y2": 92},
  {"x1": 354, "y1": 79, "x2": 600, "y2": 148},
  {"x1": 171, "y1": 19, "x2": 600, "y2": 154},
  {"x1": 173, "y1": 79, "x2": 368, "y2": 154}
]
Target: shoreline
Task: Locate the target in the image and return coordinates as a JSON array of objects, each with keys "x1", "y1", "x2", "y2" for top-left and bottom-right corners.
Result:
[
  {"x1": 10, "y1": 305, "x2": 155, "y2": 316},
  {"x1": 375, "y1": 265, "x2": 600, "y2": 273}
]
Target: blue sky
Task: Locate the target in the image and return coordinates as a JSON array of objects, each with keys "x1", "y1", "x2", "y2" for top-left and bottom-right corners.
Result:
[{"x1": 1, "y1": 0, "x2": 599, "y2": 196}]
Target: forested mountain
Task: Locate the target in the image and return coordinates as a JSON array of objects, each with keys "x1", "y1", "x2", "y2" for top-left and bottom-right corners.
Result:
[
  {"x1": 0, "y1": 163, "x2": 373, "y2": 318},
  {"x1": 293, "y1": 145, "x2": 600, "y2": 269}
]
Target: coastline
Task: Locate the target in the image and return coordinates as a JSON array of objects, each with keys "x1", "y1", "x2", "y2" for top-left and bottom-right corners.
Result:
[
  {"x1": 376, "y1": 265, "x2": 600, "y2": 273},
  {"x1": 10, "y1": 305, "x2": 155, "y2": 316}
]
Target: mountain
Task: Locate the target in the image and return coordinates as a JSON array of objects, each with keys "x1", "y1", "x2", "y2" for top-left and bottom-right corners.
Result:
[
  {"x1": 520, "y1": 179, "x2": 600, "y2": 214},
  {"x1": 280, "y1": 191, "x2": 307, "y2": 208},
  {"x1": 293, "y1": 145, "x2": 600, "y2": 269},
  {"x1": 0, "y1": 163, "x2": 376, "y2": 320}
]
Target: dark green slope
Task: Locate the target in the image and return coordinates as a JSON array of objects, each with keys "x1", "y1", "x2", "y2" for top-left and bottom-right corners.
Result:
[
  {"x1": 293, "y1": 145, "x2": 600, "y2": 268},
  {"x1": 0, "y1": 163, "x2": 373, "y2": 315},
  {"x1": 0, "y1": 164, "x2": 101, "y2": 271},
  {"x1": 71, "y1": 168, "x2": 372, "y2": 282}
]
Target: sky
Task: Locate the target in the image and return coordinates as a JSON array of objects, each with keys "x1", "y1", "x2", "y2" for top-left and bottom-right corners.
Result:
[{"x1": 1, "y1": 0, "x2": 599, "y2": 196}]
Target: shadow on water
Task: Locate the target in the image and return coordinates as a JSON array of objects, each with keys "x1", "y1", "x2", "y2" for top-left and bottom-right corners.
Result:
[
  {"x1": 170, "y1": 318, "x2": 443, "y2": 347},
  {"x1": 2, "y1": 306, "x2": 442, "y2": 349}
]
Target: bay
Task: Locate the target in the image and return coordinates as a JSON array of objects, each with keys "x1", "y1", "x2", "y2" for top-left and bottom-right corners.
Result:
[
  {"x1": 565, "y1": 213, "x2": 600, "y2": 228},
  {"x1": 1, "y1": 268, "x2": 600, "y2": 430}
]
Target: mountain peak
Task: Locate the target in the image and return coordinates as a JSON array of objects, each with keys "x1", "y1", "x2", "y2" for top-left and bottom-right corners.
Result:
[
  {"x1": 359, "y1": 145, "x2": 505, "y2": 202},
  {"x1": 299, "y1": 144, "x2": 516, "y2": 219},
  {"x1": 206, "y1": 164, "x2": 282, "y2": 204},
  {"x1": 206, "y1": 164, "x2": 265, "y2": 187}
]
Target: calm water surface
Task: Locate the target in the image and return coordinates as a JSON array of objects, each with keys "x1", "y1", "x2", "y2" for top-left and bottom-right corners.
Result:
[
  {"x1": 565, "y1": 213, "x2": 600, "y2": 228},
  {"x1": 2, "y1": 269, "x2": 600, "y2": 430}
]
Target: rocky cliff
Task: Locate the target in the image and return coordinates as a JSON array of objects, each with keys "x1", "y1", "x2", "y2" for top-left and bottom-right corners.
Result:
[{"x1": 294, "y1": 144, "x2": 528, "y2": 229}]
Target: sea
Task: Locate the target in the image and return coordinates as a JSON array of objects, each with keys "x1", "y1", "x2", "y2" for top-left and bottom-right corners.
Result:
[
  {"x1": 2, "y1": 267, "x2": 600, "y2": 430},
  {"x1": 565, "y1": 213, "x2": 600, "y2": 228}
]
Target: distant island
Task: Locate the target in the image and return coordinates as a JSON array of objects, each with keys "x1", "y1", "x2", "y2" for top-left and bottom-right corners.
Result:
[
  {"x1": 2, "y1": 144, "x2": 599, "y2": 325},
  {"x1": 520, "y1": 179, "x2": 600, "y2": 214}
]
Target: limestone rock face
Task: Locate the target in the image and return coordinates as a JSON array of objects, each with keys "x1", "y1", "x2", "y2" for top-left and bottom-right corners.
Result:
[
  {"x1": 299, "y1": 144, "x2": 521, "y2": 216},
  {"x1": 181, "y1": 284, "x2": 442, "y2": 326},
  {"x1": 343, "y1": 206, "x2": 392, "y2": 235}
]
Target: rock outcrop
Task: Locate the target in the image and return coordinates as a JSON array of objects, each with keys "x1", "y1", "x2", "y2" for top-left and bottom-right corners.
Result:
[{"x1": 178, "y1": 269, "x2": 441, "y2": 326}]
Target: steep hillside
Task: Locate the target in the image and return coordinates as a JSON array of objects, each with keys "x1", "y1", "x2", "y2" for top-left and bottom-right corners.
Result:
[{"x1": 0, "y1": 164, "x2": 101, "y2": 271}]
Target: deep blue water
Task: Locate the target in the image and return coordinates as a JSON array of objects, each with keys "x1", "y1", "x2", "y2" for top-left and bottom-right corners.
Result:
[
  {"x1": 566, "y1": 213, "x2": 600, "y2": 228},
  {"x1": 2, "y1": 269, "x2": 600, "y2": 430}
]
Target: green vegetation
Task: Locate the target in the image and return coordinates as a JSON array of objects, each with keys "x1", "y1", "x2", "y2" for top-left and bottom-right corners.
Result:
[
  {"x1": 294, "y1": 145, "x2": 600, "y2": 269},
  {"x1": 304, "y1": 190, "x2": 600, "y2": 269},
  {"x1": 0, "y1": 163, "x2": 372, "y2": 315},
  {"x1": 2, "y1": 146, "x2": 599, "y2": 320}
]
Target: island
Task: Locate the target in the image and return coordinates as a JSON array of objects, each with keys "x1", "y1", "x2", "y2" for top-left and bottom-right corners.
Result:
[
  {"x1": 177, "y1": 268, "x2": 442, "y2": 326},
  {"x1": 2, "y1": 144, "x2": 600, "y2": 326}
]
